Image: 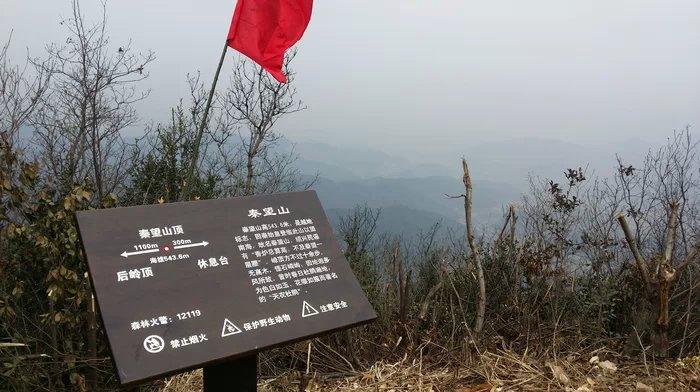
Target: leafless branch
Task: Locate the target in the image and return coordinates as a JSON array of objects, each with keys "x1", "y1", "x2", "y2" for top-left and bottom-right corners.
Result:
[
  {"x1": 663, "y1": 203, "x2": 679, "y2": 265},
  {"x1": 617, "y1": 213, "x2": 652, "y2": 289}
]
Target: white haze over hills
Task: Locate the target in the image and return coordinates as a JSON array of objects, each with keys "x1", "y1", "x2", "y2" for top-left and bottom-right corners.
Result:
[
  {"x1": 16, "y1": 121, "x2": 671, "y2": 239},
  {"x1": 285, "y1": 134, "x2": 665, "y2": 238},
  {"x1": 293, "y1": 136, "x2": 658, "y2": 184}
]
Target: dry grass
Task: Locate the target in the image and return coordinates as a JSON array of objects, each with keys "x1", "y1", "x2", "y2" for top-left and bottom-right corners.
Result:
[
  {"x1": 161, "y1": 369, "x2": 202, "y2": 391},
  {"x1": 161, "y1": 348, "x2": 700, "y2": 391}
]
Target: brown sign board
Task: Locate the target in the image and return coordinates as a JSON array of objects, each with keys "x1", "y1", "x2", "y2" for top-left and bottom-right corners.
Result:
[{"x1": 75, "y1": 191, "x2": 376, "y2": 386}]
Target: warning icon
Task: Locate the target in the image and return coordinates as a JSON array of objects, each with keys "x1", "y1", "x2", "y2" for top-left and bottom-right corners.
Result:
[
  {"x1": 221, "y1": 318, "x2": 242, "y2": 337},
  {"x1": 302, "y1": 301, "x2": 319, "y2": 318}
]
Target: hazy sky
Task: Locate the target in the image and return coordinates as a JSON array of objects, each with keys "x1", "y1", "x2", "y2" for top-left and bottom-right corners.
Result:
[{"x1": 1, "y1": 0, "x2": 698, "y2": 159}]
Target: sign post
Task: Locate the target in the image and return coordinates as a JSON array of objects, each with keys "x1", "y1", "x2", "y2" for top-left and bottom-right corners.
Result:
[
  {"x1": 203, "y1": 354, "x2": 257, "y2": 391},
  {"x1": 75, "y1": 191, "x2": 376, "y2": 388}
]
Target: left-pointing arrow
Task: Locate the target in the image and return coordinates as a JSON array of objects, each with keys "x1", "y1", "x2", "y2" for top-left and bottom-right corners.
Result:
[{"x1": 121, "y1": 248, "x2": 160, "y2": 258}]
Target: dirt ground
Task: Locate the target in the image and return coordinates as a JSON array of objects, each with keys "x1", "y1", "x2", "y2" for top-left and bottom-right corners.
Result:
[{"x1": 161, "y1": 350, "x2": 700, "y2": 391}]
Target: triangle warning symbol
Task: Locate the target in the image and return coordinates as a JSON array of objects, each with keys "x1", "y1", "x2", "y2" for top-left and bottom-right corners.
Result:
[
  {"x1": 221, "y1": 318, "x2": 242, "y2": 337},
  {"x1": 302, "y1": 301, "x2": 319, "y2": 318}
]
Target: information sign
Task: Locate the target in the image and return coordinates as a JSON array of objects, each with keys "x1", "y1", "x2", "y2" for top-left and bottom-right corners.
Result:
[{"x1": 76, "y1": 191, "x2": 376, "y2": 386}]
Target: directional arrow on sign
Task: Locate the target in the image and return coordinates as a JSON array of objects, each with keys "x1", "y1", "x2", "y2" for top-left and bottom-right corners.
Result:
[
  {"x1": 173, "y1": 241, "x2": 208, "y2": 250},
  {"x1": 120, "y1": 249, "x2": 160, "y2": 258}
]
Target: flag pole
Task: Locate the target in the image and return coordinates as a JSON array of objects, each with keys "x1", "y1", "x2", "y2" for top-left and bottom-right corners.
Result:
[{"x1": 180, "y1": 41, "x2": 229, "y2": 202}]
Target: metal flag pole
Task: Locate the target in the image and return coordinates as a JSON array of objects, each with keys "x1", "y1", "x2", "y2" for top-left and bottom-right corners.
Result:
[
  {"x1": 180, "y1": 41, "x2": 229, "y2": 202},
  {"x1": 185, "y1": 36, "x2": 259, "y2": 392}
]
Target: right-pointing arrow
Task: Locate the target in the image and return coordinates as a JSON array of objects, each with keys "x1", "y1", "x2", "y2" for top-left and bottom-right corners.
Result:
[{"x1": 173, "y1": 241, "x2": 208, "y2": 250}]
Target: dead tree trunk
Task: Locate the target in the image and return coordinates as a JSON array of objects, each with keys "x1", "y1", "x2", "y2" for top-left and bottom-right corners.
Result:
[
  {"x1": 449, "y1": 159, "x2": 486, "y2": 334},
  {"x1": 395, "y1": 247, "x2": 411, "y2": 326},
  {"x1": 617, "y1": 202, "x2": 700, "y2": 357}
]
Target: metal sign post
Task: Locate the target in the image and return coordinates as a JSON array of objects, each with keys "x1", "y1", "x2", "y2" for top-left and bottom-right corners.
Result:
[{"x1": 203, "y1": 354, "x2": 257, "y2": 392}]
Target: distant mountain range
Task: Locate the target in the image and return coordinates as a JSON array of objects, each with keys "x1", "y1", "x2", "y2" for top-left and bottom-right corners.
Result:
[
  {"x1": 281, "y1": 136, "x2": 657, "y2": 238},
  {"x1": 22, "y1": 123, "x2": 658, "y2": 239},
  {"x1": 290, "y1": 140, "x2": 452, "y2": 180},
  {"x1": 314, "y1": 175, "x2": 520, "y2": 239}
]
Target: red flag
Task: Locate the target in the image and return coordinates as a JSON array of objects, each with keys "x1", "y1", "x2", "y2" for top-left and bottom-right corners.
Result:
[{"x1": 227, "y1": 0, "x2": 313, "y2": 83}]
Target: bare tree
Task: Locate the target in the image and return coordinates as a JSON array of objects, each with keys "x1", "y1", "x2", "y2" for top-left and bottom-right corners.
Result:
[
  {"x1": 448, "y1": 158, "x2": 486, "y2": 334},
  {"x1": 0, "y1": 32, "x2": 51, "y2": 148},
  {"x1": 30, "y1": 0, "x2": 154, "y2": 203},
  {"x1": 579, "y1": 178, "x2": 625, "y2": 277},
  {"x1": 336, "y1": 205, "x2": 381, "y2": 365},
  {"x1": 615, "y1": 129, "x2": 700, "y2": 357},
  {"x1": 617, "y1": 203, "x2": 700, "y2": 356},
  {"x1": 128, "y1": 65, "x2": 310, "y2": 204},
  {"x1": 220, "y1": 50, "x2": 306, "y2": 196}
]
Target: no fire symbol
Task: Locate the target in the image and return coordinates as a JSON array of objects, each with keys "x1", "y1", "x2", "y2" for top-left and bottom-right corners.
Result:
[{"x1": 143, "y1": 335, "x2": 164, "y2": 353}]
